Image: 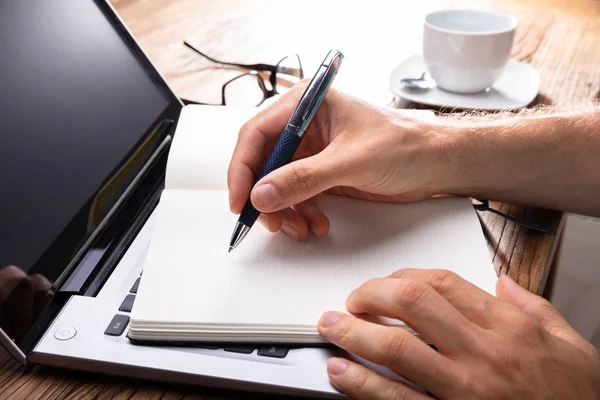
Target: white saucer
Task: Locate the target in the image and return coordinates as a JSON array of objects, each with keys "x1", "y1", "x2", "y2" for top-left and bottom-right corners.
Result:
[{"x1": 389, "y1": 54, "x2": 540, "y2": 110}]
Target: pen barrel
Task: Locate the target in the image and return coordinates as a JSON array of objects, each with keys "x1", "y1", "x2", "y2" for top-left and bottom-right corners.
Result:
[{"x1": 239, "y1": 127, "x2": 302, "y2": 227}]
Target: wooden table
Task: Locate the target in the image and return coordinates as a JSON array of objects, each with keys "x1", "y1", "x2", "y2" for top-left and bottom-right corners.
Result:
[{"x1": 2, "y1": 0, "x2": 600, "y2": 398}]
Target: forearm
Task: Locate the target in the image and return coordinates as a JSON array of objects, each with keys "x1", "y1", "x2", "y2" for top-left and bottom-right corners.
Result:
[{"x1": 434, "y1": 106, "x2": 600, "y2": 216}]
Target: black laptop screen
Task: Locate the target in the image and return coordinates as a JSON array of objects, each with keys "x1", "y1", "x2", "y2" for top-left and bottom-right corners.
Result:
[{"x1": 0, "y1": 0, "x2": 178, "y2": 342}]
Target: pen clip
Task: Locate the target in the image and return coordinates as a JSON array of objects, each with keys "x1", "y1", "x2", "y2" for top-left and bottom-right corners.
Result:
[
  {"x1": 289, "y1": 49, "x2": 343, "y2": 135},
  {"x1": 301, "y1": 65, "x2": 330, "y2": 121}
]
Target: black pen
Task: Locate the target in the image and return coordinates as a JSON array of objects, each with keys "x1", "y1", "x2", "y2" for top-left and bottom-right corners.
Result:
[{"x1": 229, "y1": 49, "x2": 344, "y2": 252}]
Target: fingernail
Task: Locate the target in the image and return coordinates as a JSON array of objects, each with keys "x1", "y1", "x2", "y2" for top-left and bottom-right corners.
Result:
[
  {"x1": 320, "y1": 311, "x2": 342, "y2": 327},
  {"x1": 281, "y1": 223, "x2": 298, "y2": 240},
  {"x1": 327, "y1": 358, "x2": 349, "y2": 375},
  {"x1": 253, "y1": 183, "x2": 281, "y2": 211}
]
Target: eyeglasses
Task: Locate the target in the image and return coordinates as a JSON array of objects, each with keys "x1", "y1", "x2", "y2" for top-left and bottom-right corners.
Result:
[{"x1": 181, "y1": 41, "x2": 304, "y2": 106}]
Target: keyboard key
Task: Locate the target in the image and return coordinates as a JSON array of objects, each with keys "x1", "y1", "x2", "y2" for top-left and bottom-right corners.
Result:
[
  {"x1": 130, "y1": 277, "x2": 140, "y2": 293},
  {"x1": 258, "y1": 346, "x2": 289, "y2": 358},
  {"x1": 104, "y1": 314, "x2": 129, "y2": 336},
  {"x1": 118, "y1": 294, "x2": 135, "y2": 312},
  {"x1": 224, "y1": 346, "x2": 255, "y2": 354}
]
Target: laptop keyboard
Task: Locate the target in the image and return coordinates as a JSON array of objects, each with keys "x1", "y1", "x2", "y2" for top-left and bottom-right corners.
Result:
[
  {"x1": 103, "y1": 271, "x2": 289, "y2": 359},
  {"x1": 118, "y1": 294, "x2": 135, "y2": 312}
]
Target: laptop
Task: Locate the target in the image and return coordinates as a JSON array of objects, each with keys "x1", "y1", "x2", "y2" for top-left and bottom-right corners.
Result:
[{"x1": 0, "y1": 0, "x2": 346, "y2": 397}]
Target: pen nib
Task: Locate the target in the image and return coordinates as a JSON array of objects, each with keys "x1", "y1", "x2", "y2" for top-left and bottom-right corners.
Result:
[
  {"x1": 228, "y1": 247, "x2": 233, "y2": 253},
  {"x1": 228, "y1": 221, "x2": 250, "y2": 253}
]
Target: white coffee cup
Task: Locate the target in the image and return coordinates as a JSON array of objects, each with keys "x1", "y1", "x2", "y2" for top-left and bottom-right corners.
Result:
[{"x1": 423, "y1": 9, "x2": 517, "y2": 94}]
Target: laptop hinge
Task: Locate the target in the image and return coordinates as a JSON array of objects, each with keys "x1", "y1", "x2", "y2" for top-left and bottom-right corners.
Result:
[
  {"x1": 57, "y1": 126, "x2": 173, "y2": 295},
  {"x1": 0, "y1": 329, "x2": 27, "y2": 364}
]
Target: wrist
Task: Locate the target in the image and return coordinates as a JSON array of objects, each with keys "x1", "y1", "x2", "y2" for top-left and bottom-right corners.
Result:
[
  {"x1": 424, "y1": 118, "x2": 515, "y2": 198},
  {"x1": 426, "y1": 113, "x2": 564, "y2": 200},
  {"x1": 386, "y1": 112, "x2": 469, "y2": 199},
  {"x1": 402, "y1": 106, "x2": 600, "y2": 215}
]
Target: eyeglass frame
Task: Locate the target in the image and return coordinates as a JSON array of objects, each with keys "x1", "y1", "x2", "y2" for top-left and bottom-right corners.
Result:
[{"x1": 181, "y1": 41, "x2": 304, "y2": 106}]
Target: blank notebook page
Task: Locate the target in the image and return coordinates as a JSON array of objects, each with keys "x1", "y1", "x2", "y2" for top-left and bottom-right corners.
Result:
[{"x1": 132, "y1": 189, "x2": 497, "y2": 329}]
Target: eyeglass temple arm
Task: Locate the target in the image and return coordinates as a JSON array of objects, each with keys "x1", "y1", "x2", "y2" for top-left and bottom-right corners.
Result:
[
  {"x1": 183, "y1": 41, "x2": 277, "y2": 72},
  {"x1": 472, "y1": 199, "x2": 556, "y2": 234}
]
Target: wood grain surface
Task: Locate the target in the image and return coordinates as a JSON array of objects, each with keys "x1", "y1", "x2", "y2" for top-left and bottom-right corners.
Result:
[{"x1": 2, "y1": 0, "x2": 600, "y2": 398}]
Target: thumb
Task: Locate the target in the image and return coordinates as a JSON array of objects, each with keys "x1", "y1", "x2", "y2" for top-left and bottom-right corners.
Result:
[
  {"x1": 496, "y1": 275, "x2": 585, "y2": 343},
  {"x1": 250, "y1": 152, "x2": 344, "y2": 213}
]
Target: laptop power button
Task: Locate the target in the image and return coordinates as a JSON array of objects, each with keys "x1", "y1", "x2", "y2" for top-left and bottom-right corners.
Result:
[{"x1": 54, "y1": 327, "x2": 77, "y2": 340}]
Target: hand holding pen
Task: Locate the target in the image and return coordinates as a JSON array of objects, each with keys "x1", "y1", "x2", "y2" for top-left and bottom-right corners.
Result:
[
  {"x1": 227, "y1": 51, "x2": 452, "y2": 247},
  {"x1": 228, "y1": 50, "x2": 344, "y2": 251}
]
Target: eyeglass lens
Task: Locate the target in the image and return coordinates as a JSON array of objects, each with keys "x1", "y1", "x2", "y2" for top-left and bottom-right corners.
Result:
[
  {"x1": 223, "y1": 72, "x2": 266, "y2": 106},
  {"x1": 220, "y1": 54, "x2": 303, "y2": 106},
  {"x1": 275, "y1": 54, "x2": 303, "y2": 94}
]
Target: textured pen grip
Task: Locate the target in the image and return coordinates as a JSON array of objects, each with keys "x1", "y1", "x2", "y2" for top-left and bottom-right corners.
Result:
[{"x1": 239, "y1": 128, "x2": 302, "y2": 227}]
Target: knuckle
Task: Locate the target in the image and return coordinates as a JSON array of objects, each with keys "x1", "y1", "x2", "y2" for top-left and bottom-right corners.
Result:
[
  {"x1": 427, "y1": 269, "x2": 460, "y2": 294},
  {"x1": 384, "y1": 385, "x2": 409, "y2": 400},
  {"x1": 392, "y1": 279, "x2": 429, "y2": 308},
  {"x1": 389, "y1": 269, "x2": 411, "y2": 279},
  {"x1": 461, "y1": 371, "x2": 493, "y2": 400},
  {"x1": 453, "y1": 368, "x2": 475, "y2": 396},
  {"x1": 526, "y1": 297, "x2": 557, "y2": 318},
  {"x1": 514, "y1": 315, "x2": 546, "y2": 341},
  {"x1": 332, "y1": 318, "x2": 357, "y2": 347},
  {"x1": 347, "y1": 365, "x2": 370, "y2": 392},
  {"x1": 287, "y1": 165, "x2": 318, "y2": 196},
  {"x1": 379, "y1": 331, "x2": 410, "y2": 360},
  {"x1": 238, "y1": 119, "x2": 256, "y2": 140},
  {"x1": 484, "y1": 345, "x2": 513, "y2": 371}
]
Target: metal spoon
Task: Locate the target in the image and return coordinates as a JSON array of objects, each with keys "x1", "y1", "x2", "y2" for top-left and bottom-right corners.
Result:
[{"x1": 400, "y1": 72, "x2": 436, "y2": 90}]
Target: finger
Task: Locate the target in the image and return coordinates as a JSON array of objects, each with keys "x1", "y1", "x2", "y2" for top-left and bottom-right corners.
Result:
[
  {"x1": 30, "y1": 274, "x2": 52, "y2": 315},
  {"x1": 0, "y1": 265, "x2": 27, "y2": 300},
  {"x1": 257, "y1": 213, "x2": 283, "y2": 233},
  {"x1": 277, "y1": 208, "x2": 310, "y2": 241},
  {"x1": 227, "y1": 85, "x2": 308, "y2": 214},
  {"x1": 496, "y1": 275, "x2": 584, "y2": 341},
  {"x1": 250, "y1": 150, "x2": 346, "y2": 213},
  {"x1": 30, "y1": 274, "x2": 52, "y2": 293},
  {"x1": 292, "y1": 198, "x2": 330, "y2": 237},
  {"x1": 326, "y1": 357, "x2": 433, "y2": 400},
  {"x1": 346, "y1": 277, "x2": 477, "y2": 354},
  {"x1": 5, "y1": 277, "x2": 35, "y2": 339},
  {"x1": 318, "y1": 312, "x2": 458, "y2": 392},
  {"x1": 389, "y1": 269, "x2": 500, "y2": 328},
  {"x1": 257, "y1": 209, "x2": 310, "y2": 241}
]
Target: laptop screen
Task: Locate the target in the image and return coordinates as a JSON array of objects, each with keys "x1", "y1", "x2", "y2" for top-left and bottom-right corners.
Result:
[{"x1": 0, "y1": 0, "x2": 180, "y2": 344}]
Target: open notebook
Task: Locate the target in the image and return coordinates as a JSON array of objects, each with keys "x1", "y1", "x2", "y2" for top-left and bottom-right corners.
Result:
[{"x1": 128, "y1": 105, "x2": 498, "y2": 344}]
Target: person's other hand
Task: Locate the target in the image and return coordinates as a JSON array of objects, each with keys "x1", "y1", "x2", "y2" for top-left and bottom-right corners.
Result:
[
  {"x1": 227, "y1": 82, "x2": 448, "y2": 240},
  {"x1": 0, "y1": 265, "x2": 52, "y2": 340},
  {"x1": 317, "y1": 270, "x2": 600, "y2": 399}
]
